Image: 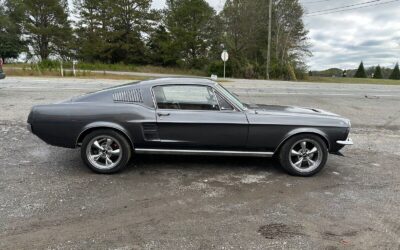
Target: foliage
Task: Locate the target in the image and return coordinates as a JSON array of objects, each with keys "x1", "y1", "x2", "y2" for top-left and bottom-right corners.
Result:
[
  {"x1": 22, "y1": 0, "x2": 72, "y2": 60},
  {"x1": 354, "y1": 61, "x2": 367, "y2": 78},
  {"x1": 74, "y1": 0, "x2": 155, "y2": 64},
  {"x1": 373, "y1": 65, "x2": 383, "y2": 79},
  {"x1": 2, "y1": 0, "x2": 310, "y2": 79},
  {"x1": 165, "y1": 0, "x2": 217, "y2": 69},
  {"x1": 389, "y1": 63, "x2": 400, "y2": 80},
  {"x1": 0, "y1": 0, "x2": 26, "y2": 61},
  {"x1": 220, "y1": 0, "x2": 309, "y2": 79},
  {"x1": 146, "y1": 25, "x2": 179, "y2": 66}
]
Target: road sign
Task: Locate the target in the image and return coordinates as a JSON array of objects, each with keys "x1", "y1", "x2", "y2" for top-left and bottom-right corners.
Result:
[
  {"x1": 221, "y1": 50, "x2": 229, "y2": 62},
  {"x1": 221, "y1": 50, "x2": 229, "y2": 79}
]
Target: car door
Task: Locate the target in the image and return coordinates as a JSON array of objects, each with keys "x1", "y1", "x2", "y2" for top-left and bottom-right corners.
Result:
[{"x1": 153, "y1": 84, "x2": 248, "y2": 149}]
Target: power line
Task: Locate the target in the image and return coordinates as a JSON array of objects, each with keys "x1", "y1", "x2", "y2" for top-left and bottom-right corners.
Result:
[
  {"x1": 302, "y1": 0, "x2": 336, "y2": 4},
  {"x1": 306, "y1": 0, "x2": 381, "y2": 14},
  {"x1": 305, "y1": 0, "x2": 399, "y2": 16}
]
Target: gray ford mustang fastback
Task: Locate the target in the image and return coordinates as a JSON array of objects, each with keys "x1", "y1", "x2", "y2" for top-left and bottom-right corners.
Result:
[{"x1": 27, "y1": 78, "x2": 353, "y2": 176}]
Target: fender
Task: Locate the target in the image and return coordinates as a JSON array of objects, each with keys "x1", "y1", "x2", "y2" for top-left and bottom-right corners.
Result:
[
  {"x1": 76, "y1": 121, "x2": 134, "y2": 147},
  {"x1": 274, "y1": 127, "x2": 330, "y2": 154}
]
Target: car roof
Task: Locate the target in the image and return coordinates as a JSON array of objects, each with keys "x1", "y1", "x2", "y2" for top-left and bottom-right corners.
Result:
[{"x1": 132, "y1": 77, "x2": 218, "y2": 87}]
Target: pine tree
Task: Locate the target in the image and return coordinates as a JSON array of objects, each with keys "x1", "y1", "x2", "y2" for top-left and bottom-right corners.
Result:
[
  {"x1": 73, "y1": 0, "x2": 110, "y2": 62},
  {"x1": 166, "y1": 0, "x2": 216, "y2": 68},
  {"x1": 0, "y1": 0, "x2": 26, "y2": 62},
  {"x1": 389, "y1": 63, "x2": 400, "y2": 80},
  {"x1": 354, "y1": 61, "x2": 367, "y2": 78},
  {"x1": 107, "y1": 0, "x2": 152, "y2": 64},
  {"x1": 23, "y1": 0, "x2": 72, "y2": 60},
  {"x1": 373, "y1": 65, "x2": 383, "y2": 79}
]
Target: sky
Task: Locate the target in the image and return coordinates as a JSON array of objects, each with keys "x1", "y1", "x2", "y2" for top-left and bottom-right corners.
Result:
[{"x1": 151, "y1": 0, "x2": 400, "y2": 70}]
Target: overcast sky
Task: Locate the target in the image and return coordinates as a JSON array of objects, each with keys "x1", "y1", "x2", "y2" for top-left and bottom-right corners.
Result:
[{"x1": 151, "y1": 0, "x2": 400, "y2": 70}]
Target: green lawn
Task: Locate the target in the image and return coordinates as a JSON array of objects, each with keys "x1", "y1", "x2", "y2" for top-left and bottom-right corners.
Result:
[
  {"x1": 2, "y1": 67, "x2": 151, "y2": 81},
  {"x1": 304, "y1": 76, "x2": 400, "y2": 85},
  {"x1": 3, "y1": 63, "x2": 206, "y2": 76}
]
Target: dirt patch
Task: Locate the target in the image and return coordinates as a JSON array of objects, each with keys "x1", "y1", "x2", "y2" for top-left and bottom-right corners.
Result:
[
  {"x1": 322, "y1": 230, "x2": 359, "y2": 239},
  {"x1": 258, "y1": 223, "x2": 304, "y2": 239}
]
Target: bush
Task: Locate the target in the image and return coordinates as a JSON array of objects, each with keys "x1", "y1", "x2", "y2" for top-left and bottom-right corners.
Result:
[{"x1": 207, "y1": 60, "x2": 231, "y2": 78}]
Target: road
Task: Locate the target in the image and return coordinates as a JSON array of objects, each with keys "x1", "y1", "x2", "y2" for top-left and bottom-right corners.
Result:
[{"x1": 0, "y1": 77, "x2": 399, "y2": 249}]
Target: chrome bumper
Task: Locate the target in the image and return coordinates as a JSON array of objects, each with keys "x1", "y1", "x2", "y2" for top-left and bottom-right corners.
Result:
[
  {"x1": 27, "y1": 123, "x2": 32, "y2": 132},
  {"x1": 336, "y1": 138, "x2": 353, "y2": 145}
]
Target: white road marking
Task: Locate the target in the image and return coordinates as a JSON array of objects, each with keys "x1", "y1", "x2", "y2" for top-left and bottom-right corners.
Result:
[
  {"x1": 1, "y1": 86, "x2": 98, "y2": 91},
  {"x1": 233, "y1": 91, "x2": 399, "y2": 97}
]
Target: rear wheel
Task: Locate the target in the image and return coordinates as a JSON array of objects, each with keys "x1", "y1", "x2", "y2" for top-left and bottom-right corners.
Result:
[
  {"x1": 279, "y1": 134, "x2": 328, "y2": 177},
  {"x1": 81, "y1": 129, "x2": 131, "y2": 174}
]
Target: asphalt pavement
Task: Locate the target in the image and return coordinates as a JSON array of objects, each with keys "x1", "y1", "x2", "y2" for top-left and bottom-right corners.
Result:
[{"x1": 0, "y1": 77, "x2": 399, "y2": 249}]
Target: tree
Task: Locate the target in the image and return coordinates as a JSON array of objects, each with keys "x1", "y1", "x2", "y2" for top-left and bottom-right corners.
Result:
[
  {"x1": 147, "y1": 25, "x2": 179, "y2": 66},
  {"x1": 354, "y1": 61, "x2": 367, "y2": 78},
  {"x1": 373, "y1": 65, "x2": 383, "y2": 79},
  {"x1": 74, "y1": 0, "x2": 153, "y2": 64},
  {"x1": 389, "y1": 63, "x2": 400, "y2": 80},
  {"x1": 0, "y1": 0, "x2": 26, "y2": 62},
  {"x1": 166, "y1": 0, "x2": 216, "y2": 68},
  {"x1": 73, "y1": 0, "x2": 111, "y2": 62},
  {"x1": 272, "y1": 0, "x2": 310, "y2": 79},
  {"x1": 220, "y1": 0, "x2": 309, "y2": 79},
  {"x1": 22, "y1": 0, "x2": 72, "y2": 60},
  {"x1": 106, "y1": 0, "x2": 153, "y2": 64}
]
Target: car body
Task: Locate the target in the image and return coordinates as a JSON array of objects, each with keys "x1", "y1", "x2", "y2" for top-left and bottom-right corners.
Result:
[{"x1": 27, "y1": 78, "x2": 353, "y2": 176}]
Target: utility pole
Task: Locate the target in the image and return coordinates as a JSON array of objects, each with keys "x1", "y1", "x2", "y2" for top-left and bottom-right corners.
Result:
[{"x1": 266, "y1": 0, "x2": 273, "y2": 80}]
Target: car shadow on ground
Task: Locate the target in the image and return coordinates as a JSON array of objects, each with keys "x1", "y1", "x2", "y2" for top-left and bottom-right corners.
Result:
[{"x1": 124, "y1": 154, "x2": 285, "y2": 175}]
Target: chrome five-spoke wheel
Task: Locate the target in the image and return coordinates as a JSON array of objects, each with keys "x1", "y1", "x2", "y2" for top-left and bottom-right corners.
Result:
[
  {"x1": 279, "y1": 134, "x2": 328, "y2": 176},
  {"x1": 289, "y1": 139, "x2": 323, "y2": 173},
  {"x1": 87, "y1": 136, "x2": 122, "y2": 170},
  {"x1": 81, "y1": 129, "x2": 132, "y2": 174}
]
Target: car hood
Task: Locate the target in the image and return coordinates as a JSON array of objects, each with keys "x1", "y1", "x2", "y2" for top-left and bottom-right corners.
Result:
[{"x1": 247, "y1": 104, "x2": 340, "y2": 117}]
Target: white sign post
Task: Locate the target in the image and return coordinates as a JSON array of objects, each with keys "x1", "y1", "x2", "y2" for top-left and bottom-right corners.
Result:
[
  {"x1": 72, "y1": 60, "x2": 77, "y2": 77},
  {"x1": 221, "y1": 50, "x2": 229, "y2": 79}
]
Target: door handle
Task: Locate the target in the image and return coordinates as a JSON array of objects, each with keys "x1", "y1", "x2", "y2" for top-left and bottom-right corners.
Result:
[{"x1": 157, "y1": 112, "x2": 170, "y2": 117}]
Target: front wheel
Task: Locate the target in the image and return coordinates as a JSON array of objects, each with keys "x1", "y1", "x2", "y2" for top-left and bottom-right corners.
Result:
[
  {"x1": 279, "y1": 134, "x2": 328, "y2": 177},
  {"x1": 81, "y1": 129, "x2": 132, "y2": 174}
]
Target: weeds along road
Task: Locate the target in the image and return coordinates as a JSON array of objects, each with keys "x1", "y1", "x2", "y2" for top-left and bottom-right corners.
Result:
[{"x1": 0, "y1": 77, "x2": 399, "y2": 249}]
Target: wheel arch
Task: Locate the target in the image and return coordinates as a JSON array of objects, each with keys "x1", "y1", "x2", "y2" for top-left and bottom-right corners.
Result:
[
  {"x1": 274, "y1": 128, "x2": 330, "y2": 155},
  {"x1": 76, "y1": 122, "x2": 134, "y2": 149}
]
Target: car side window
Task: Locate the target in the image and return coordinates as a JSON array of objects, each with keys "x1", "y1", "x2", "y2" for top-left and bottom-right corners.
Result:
[
  {"x1": 216, "y1": 92, "x2": 235, "y2": 111},
  {"x1": 153, "y1": 85, "x2": 220, "y2": 111}
]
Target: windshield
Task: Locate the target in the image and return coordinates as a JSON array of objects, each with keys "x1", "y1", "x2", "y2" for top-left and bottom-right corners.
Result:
[{"x1": 215, "y1": 83, "x2": 247, "y2": 111}]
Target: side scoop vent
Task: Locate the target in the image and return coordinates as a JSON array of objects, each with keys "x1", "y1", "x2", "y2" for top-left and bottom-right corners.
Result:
[
  {"x1": 113, "y1": 89, "x2": 143, "y2": 103},
  {"x1": 142, "y1": 123, "x2": 160, "y2": 141}
]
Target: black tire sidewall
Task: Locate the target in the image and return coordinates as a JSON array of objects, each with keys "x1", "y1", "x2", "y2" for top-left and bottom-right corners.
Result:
[
  {"x1": 81, "y1": 129, "x2": 131, "y2": 174},
  {"x1": 279, "y1": 134, "x2": 328, "y2": 177}
]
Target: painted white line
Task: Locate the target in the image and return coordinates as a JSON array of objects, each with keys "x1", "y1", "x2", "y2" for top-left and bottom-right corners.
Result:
[
  {"x1": 2, "y1": 87, "x2": 399, "y2": 98},
  {"x1": 234, "y1": 91, "x2": 399, "y2": 97},
  {"x1": 1, "y1": 86, "x2": 98, "y2": 90},
  {"x1": 230, "y1": 87, "x2": 400, "y2": 93}
]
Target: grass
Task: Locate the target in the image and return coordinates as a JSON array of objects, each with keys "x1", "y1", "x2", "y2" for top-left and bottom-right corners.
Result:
[
  {"x1": 133, "y1": 65, "x2": 206, "y2": 76},
  {"x1": 3, "y1": 62, "x2": 207, "y2": 76},
  {"x1": 305, "y1": 76, "x2": 400, "y2": 85},
  {"x1": 2, "y1": 67, "x2": 151, "y2": 81}
]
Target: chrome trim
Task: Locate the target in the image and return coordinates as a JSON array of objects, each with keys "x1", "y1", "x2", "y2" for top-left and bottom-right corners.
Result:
[
  {"x1": 135, "y1": 148, "x2": 273, "y2": 157},
  {"x1": 150, "y1": 84, "x2": 243, "y2": 112},
  {"x1": 76, "y1": 126, "x2": 133, "y2": 148},
  {"x1": 336, "y1": 138, "x2": 353, "y2": 145},
  {"x1": 27, "y1": 123, "x2": 32, "y2": 132}
]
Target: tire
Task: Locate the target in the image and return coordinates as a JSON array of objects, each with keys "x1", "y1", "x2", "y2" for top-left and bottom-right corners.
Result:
[
  {"x1": 81, "y1": 129, "x2": 132, "y2": 174},
  {"x1": 279, "y1": 134, "x2": 328, "y2": 177}
]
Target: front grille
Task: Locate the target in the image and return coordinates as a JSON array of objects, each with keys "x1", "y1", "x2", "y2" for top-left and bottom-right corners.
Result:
[{"x1": 113, "y1": 89, "x2": 143, "y2": 103}]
